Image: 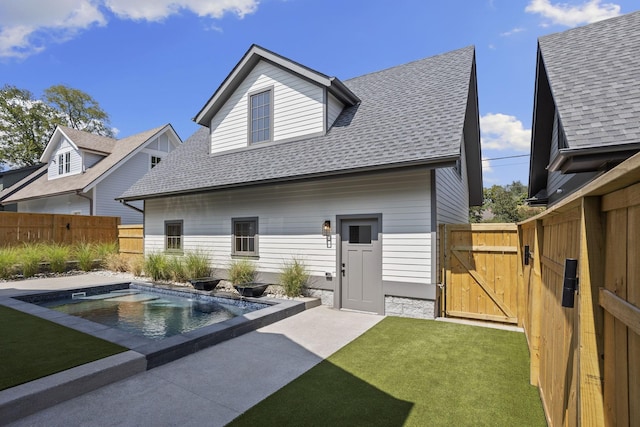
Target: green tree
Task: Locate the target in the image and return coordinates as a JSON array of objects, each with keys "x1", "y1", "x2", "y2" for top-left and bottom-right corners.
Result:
[
  {"x1": 0, "y1": 85, "x2": 61, "y2": 167},
  {"x1": 43, "y1": 85, "x2": 114, "y2": 137},
  {"x1": 470, "y1": 181, "x2": 543, "y2": 224},
  {"x1": 0, "y1": 84, "x2": 113, "y2": 167}
]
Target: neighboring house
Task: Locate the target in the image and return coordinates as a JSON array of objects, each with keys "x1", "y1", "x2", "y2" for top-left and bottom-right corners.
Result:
[
  {"x1": 119, "y1": 44, "x2": 482, "y2": 318},
  {"x1": 0, "y1": 164, "x2": 46, "y2": 211},
  {"x1": 528, "y1": 11, "x2": 640, "y2": 206},
  {"x1": 1, "y1": 125, "x2": 181, "y2": 224}
]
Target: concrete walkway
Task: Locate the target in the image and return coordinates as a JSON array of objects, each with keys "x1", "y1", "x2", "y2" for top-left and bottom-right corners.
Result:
[{"x1": 3, "y1": 274, "x2": 384, "y2": 426}]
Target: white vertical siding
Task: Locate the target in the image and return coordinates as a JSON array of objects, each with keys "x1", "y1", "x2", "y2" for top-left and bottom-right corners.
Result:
[
  {"x1": 94, "y1": 151, "x2": 146, "y2": 224},
  {"x1": 144, "y1": 168, "x2": 433, "y2": 285},
  {"x1": 436, "y1": 136, "x2": 469, "y2": 224},
  {"x1": 327, "y1": 93, "x2": 344, "y2": 129},
  {"x1": 210, "y1": 60, "x2": 325, "y2": 154},
  {"x1": 47, "y1": 138, "x2": 82, "y2": 180},
  {"x1": 18, "y1": 191, "x2": 91, "y2": 215}
]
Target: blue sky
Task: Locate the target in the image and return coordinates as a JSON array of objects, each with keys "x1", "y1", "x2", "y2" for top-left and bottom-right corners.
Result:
[{"x1": 1, "y1": 0, "x2": 638, "y2": 186}]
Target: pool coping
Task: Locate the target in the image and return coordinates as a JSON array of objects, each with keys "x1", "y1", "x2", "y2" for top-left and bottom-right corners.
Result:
[{"x1": 0, "y1": 281, "x2": 319, "y2": 424}]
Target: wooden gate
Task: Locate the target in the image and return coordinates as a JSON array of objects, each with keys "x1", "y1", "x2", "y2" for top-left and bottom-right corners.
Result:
[{"x1": 440, "y1": 223, "x2": 520, "y2": 324}]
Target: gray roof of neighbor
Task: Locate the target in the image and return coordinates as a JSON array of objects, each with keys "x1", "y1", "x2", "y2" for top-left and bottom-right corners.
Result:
[
  {"x1": 2, "y1": 125, "x2": 170, "y2": 204},
  {"x1": 121, "y1": 45, "x2": 480, "y2": 201},
  {"x1": 539, "y1": 10, "x2": 640, "y2": 150}
]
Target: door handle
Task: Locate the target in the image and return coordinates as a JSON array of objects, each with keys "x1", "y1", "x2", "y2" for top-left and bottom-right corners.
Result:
[{"x1": 341, "y1": 263, "x2": 346, "y2": 277}]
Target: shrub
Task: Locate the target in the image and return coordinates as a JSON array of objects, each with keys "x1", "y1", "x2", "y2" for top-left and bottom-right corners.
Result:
[
  {"x1": 46, "y1": 244, "x2": 71, "y2": 273},
  {"x1": 168, "y1": 256, "x2": 187, "y2": 282},
  {"x1": 184, "y1": 250, "x2": 211, "y2": 279},
  {"x1": 74, "y1": 242, "x2": 96, "y2": 271},
  {"x1": 279, "y1": 257, "x2": 309, "y2": 297},
  {"x1": 129, "y1": 255, "x2": 144, "y2": 277},
  {"x1": 21, "y1": 244, "x2": 44, "y2": 278},
  {"x1": 93, "y1": 241, "x2": 118, "y2": 266},
  {"x1": 0, "y1": 247, "x2": 18, "y2": 279},
  {"x1": 145, "y1": 252, "x2": 169, "y2": 281},
  {"x1": 227, "y1": 259, "x2": 257, "y2": 285},
  {"x1": 105, "y1": 253, "x2": 129, "y2": 272}
]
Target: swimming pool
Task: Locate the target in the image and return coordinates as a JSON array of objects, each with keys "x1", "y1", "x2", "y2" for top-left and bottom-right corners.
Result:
[
  {"x1": 38, "y1": 287, "x2": 262, "y2": 340},
  {"x1": 13, "y1": 282, "x2": 307, "y2": 368}
]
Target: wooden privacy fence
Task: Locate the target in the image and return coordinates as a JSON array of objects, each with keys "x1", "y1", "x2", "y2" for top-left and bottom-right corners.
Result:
[
  {"x1": 118, "y1": 224, "x2": 143, "y2": 259},
  {"x1": 519, "y1": 151, "x2": 640, "y2": 427},
  {"x1": 0, "y1": 212, "x2": 119, "y2": 246},
  {"x1": 440, "y1": 223, "x2": 520, "y2": 324}
]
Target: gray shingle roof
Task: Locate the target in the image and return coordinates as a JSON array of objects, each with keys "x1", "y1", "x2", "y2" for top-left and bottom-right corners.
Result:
[
  {"x1": 3, "y1": 125, "x2": 170, "y2": 204},
  {"x1": 57, "y1": 126, "x2": 117, "y2": 154},
  {"x1": 121, "y1": 46, "x2": 478, "y2": 201},
  {"x1": 539, "y1": 10, "x2": 640, "y2": 150}
]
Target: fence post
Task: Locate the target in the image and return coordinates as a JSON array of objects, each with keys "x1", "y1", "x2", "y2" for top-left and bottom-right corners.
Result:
[
  {"x1": 529, "y1": 219, "x2": 544, "y2": 387},
  {"x1": 577, "y1": 196, "x2": 606, "y2": 426}
]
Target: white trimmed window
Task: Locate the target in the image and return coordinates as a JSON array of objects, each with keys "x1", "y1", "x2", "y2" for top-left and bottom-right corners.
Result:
[{"x1": 58, "y1": 152, "x2": 71, "y2": 175}]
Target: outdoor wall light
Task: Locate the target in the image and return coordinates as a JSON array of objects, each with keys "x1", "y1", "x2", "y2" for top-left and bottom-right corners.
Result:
[
  {"x1": 561, "y1": 258, "x2": 579, "y2": 308},
  {"x1": 322, "y1": 220, "x2": 332, "y2": 248}
]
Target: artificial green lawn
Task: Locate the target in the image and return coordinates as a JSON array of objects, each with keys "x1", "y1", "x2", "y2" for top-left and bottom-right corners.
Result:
[
  {"x1": 0, "y1": 306, "x2": 127, "y2": 391},
  {"x1": 230, "y1": 317, "x2": 546, "y2": 427}
]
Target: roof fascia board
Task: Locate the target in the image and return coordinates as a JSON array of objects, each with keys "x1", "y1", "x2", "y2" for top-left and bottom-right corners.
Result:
[
  {"x1": 463, "y1": 52, "x2": 483, "y2": 206},
  {"x1": 528, "y1": 46, "x2": 555, "y2": 197},
  {"x1": 549, "y1": 144, "x2": 640, "y2": 172},
  {"x1": 83, "y1": 125, "x2": 172, "y2": 193},
  {"x1": 119, "y1": 157, "x2": 459, "y2": 202}
]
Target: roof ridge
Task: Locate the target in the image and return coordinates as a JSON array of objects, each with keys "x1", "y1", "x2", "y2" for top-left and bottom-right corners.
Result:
[{"x1": 344, "y1": 45, "x2": 474, "y2": 83}]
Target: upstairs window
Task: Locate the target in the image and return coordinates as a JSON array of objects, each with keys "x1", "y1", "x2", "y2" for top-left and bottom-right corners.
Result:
[
  {"x1": 232, "y1": 217, "x2": 258, "y2": 256},
  {"x1": 249, "y1": 89, "x2": 272, "y2": 144},
  {"x1": 151, "y1": 156, "x2": 162, "y2": 169},
  {"x1": 165, "y1": 220, "x2": 183, "y2": 252},
  {"x1": 58, "y1": 152, "x2": 71, "y2": 175}
]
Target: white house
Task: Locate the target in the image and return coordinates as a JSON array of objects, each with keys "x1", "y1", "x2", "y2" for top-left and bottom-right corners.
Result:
[
  {"x1": 119, "y1": 45, "x2": 483, "y2": 317},
  {"x1": 1, "y1": 125, "x2": 181, "y2": 224}
]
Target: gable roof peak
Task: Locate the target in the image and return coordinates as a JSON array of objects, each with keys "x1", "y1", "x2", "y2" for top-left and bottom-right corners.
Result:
[{"x1": 194, "y1": 44, "x2": 360, "y2": 126}]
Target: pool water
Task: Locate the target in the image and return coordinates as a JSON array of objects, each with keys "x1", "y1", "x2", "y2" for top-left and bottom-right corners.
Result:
[{"x1": 40, "y1": 288, "x2": 255, "y2": 340}]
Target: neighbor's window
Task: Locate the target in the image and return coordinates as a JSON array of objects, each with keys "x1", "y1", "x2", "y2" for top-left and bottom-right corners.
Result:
[
  {"x1": 249, "y1": 89, "x2": 272, "y2": 144},
  {"x1": 58, "y1": 152, "x2": 71, "y2": 175},
  {"x1": 165, "y1": 220, "x2": 183, "y2": 252},
  {"x1": 232, "y1": 217, "x2": 258, "y2": 256},
  {"x1": 151, "y1": 156, "x2": 161, "y2": 169}
]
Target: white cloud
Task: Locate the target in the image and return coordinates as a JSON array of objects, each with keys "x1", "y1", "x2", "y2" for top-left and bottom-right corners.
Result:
[
  {"x1": 0, "y1": 0, "x2": 105, "y2": 58},
  {"x1": 481, "y1": 156, "x2": 494, "y2": 174},
  {"x1": 105, "y1": 0, "x2": 259, "y2": 21},
  {"x1": 500, "y1": 27, "x2": 525, "y2": 36},
  {"x1": 525, "y1": 0, "x2": 621, "y2": 27},
  {"x1": 480, "y1": 113, "x2": 531, "y2": 151},
  {"x1": 0, "y1": 0, "x2": 259, "y2": 59}
]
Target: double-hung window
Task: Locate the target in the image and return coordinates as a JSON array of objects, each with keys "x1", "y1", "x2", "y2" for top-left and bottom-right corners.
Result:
[
  {"x1": 58, "y1": 152, "x2": 71, "y2": 175},
  {"x1": 165, "y1": 220, "x2": 183, "y2": 252},
  {"x1": 232, "y1": 217, "x2": 258, "y2": 256},
  {"x1": 249, "y1": 89, "x2": 272, "y2": 144}
]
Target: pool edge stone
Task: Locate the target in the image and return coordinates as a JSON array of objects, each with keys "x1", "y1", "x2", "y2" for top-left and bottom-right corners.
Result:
[{"x1": 0, "y1": 350, "x2": 147, "y2": 425}]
